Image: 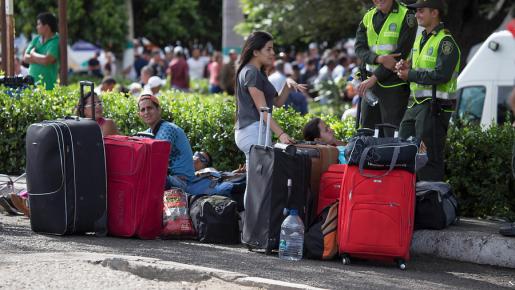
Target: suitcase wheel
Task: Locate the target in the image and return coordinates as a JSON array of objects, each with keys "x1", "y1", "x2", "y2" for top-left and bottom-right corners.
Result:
[
  {"x1": 396, "y1": 259, "x2": 407, "y2": 270},
  {"x1": 341, "y1": 255, "x2": 351, "y2": 265}
]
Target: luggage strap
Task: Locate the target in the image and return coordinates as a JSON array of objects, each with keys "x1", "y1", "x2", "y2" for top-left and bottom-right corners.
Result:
[{"x1": 358, "y1": 145, "x2": 400, "y2": 178}]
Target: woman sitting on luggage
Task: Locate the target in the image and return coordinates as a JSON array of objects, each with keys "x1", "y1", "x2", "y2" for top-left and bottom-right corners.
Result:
[
  {"x1": 303, "y1": 117, "x2": 346, "y2": 146},
  {"x1": 234, "y1": 31, "x2": 306, "y2": 168},
  {"x1": 77, "y1": 92, "x2": 119, "y2": 136}
]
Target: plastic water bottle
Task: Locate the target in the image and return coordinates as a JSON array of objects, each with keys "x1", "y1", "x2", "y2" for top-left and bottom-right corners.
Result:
[
  {"x1": 351, "y1": 77, "x2": 379, "y2": 107},
  {"x1": 279, "y1": 180, "x2": 305, "y2": 261}
]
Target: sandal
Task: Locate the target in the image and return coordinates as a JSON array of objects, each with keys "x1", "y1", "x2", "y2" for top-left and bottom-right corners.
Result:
[
  {"x1": 0, "y1": 195, "x2": 22, "y2": 215},
  {"x1": 9, "y1": 193, "x2": 30, "y2": 217}
]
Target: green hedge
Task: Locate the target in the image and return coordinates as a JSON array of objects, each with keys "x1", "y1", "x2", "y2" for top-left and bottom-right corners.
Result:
[
  {"x1": 1, "y1": 86, "x2": 514, "y2": 219},
  {"x1": 0, "y1": 86, "x2": 355, "y2": 174},
  {"x1": 445, "y1": 123, "x2": 515, "y2": 220}
]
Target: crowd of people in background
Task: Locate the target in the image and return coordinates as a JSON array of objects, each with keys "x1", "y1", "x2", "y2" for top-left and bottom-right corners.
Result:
[
  {"x1": 98, "y1": 36, "x2": 363, "y2": 117},
  {"x1": 7, "y1": 13, "x2": 365, "y2": 120}
]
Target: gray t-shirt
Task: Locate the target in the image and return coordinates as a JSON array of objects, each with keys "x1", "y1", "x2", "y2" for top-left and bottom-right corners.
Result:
[{"x1": 236, "y1": 64, "x2": 278, "y2": 130}]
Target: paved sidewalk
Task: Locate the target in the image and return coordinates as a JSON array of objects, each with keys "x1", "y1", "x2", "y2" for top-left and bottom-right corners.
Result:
[{"x1": 2, "y1": 174, "x2": 514, "y2": 269}]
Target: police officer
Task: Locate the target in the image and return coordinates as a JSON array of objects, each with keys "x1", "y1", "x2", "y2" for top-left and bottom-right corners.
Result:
[
  {"x1": 396, "y1": 0, "x2": 461, "y2": 181},
  {"x1": 355, "y1": 0, "x2": 417, "y2": 136}
]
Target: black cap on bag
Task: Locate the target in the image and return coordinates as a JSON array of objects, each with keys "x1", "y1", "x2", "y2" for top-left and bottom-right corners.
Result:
[{"x1": 407, "y1": 0, "x2": 445, "y2": 11}]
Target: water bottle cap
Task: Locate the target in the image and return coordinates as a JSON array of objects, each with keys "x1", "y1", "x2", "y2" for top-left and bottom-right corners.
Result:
[{"x1": 289, "y1": 209, "x2": 298, "y2": 216}]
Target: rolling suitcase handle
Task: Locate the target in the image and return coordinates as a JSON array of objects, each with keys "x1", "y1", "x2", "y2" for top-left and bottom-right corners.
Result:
[
  {"x1": 79, "y1": 81, "x2": 95, "y2": 120},
  {"x1": 374, "y1": 123, "x2": 399, "y2": 138},
  {"x1": 257, "y1": 107, "x2": 271, "y2": 147}
]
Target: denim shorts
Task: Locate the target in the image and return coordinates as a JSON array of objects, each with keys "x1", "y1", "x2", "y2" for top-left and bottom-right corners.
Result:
[{"x1": 234, "y1": 121, "x2": 271, "y2": 165}]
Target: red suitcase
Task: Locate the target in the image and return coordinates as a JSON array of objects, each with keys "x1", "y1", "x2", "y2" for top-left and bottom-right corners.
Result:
[
  {"x1": 104, "y1": 135, "x2": 171, "y2": 239},
  {"x1": 338, "y1": 165, "x2": 415, "y2": 269},
  {"x1": 317, "y1": 164, "x2": 347, "y2": 215}
]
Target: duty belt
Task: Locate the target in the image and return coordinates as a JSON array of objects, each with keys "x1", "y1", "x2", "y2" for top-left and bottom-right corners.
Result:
[{"x1": 408, "y1": 97, "x2": 456, "y2": 112}]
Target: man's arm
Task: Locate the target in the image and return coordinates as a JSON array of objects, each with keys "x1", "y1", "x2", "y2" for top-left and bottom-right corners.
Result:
[
  {"x1": 354, "y1": 21, "x2": 378, "y2": 65},
  {"x1": 23, "y1": 40, "x2": 35, "y2": 64},
  {"x1": 26, "y1": 37, "x2": 59, "y2": 66},
  {"x1": 407, "y1": 36, "x2": 459, "y2": 85},
  {"x1": 28, "y1": 51, "x2": 57, "y2": 65},
  {"x1": 374, "y1": 10, "x2": 417, "y2": 81}
]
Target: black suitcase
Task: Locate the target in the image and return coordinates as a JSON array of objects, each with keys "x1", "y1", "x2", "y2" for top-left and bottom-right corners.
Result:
[
  {"x1": 242, "y1": 107, "x2": 311, "y2": 254},
  {"x1": 25, "y1": 81, "x2": 107, "y2": 235}
]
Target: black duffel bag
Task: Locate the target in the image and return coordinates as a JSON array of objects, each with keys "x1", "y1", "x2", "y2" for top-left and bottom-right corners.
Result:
[
  {"x1": 415, "y1": 181, "x2": 459, "y2": 230},
  {"x1": 345, "y1": 124, "x2": 418, "y2": 173},
  {"x1": 189, "y1": 195, "x2": 240, "y2": 244}
]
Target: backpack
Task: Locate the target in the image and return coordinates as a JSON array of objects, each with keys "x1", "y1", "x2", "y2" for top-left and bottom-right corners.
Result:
[
  {"x1": 189, "y1": 195, "x2": 240, "y2": 244},
  {"x1": 415, "y1": 181, "x2": 459, "y2": 230},
  {"x1": 304, "y1": 201, "x2": 338, "y2": 260}
]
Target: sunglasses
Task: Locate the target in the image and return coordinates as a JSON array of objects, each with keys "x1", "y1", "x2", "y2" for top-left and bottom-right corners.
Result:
[
  {"x1": 194, "y1": 151, "x2": 209, "y2": 165},
  {"x1": 84, "y1": 101, "x2": 103, "y2": 108}
]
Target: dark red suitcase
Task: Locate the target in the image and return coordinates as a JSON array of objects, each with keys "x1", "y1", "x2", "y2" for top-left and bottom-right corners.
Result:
[
  {"x1": 104, "y1": 135, "x2": 170, "y2": 239},
  {"x1": 317, "y1": 164, "x2": 347, "y2": 215},
  {"x1": 338, "y1": 165, "x2": 415, "y2": 269}
]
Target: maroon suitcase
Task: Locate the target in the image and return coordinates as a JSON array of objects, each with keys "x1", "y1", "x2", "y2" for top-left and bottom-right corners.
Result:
[
  {"x1": 338, "y1": 165, "x2": 415, "y2": 269},
  {"x1": 317, "y1": 164, "x2": 347, "y2": 215},
  {"x1": 104, "y1": 135, "x2": 170, "y2": 239}
]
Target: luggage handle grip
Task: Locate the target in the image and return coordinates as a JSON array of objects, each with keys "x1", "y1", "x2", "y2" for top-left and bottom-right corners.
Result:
[
  {"x1": 257, "y1": 107, "x2": 271, "y2": 147},
  {"x1": 79, "y1": 81, "x2": 96, "y2": 121},
  {"x1": 358, "y1": 145, "x2": 400, "y2": 178},
  {"x1": 374, "y1": 123, "x2": 399, "y2": 138}
]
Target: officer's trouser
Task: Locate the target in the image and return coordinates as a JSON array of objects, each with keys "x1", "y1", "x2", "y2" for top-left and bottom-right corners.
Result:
[
  {"x1": 399, "y1": 100, "x2": 452, "y2": 181},
  {"x1": 360, "y1": 83, "x2": 410, "y2": 137}
]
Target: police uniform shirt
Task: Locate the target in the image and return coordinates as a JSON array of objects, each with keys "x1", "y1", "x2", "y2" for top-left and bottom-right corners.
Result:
[
  {"x1": 355, "y1": 1, "x2": 417, "y2": 85},
  {"x1": 407, "y1": 23, "x2": 460, "y2": 86}
]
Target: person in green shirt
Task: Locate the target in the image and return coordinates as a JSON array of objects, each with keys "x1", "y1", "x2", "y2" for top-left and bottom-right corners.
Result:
[
  {"x1": 23, "y1": 12, "x2": 60, "y2": 90},
  {"x1": 396, "y1": 0, "x2": 461, "y2": 181},
  {"x1": 354, "y1": 0, "x2": 417, "y2": 137}
]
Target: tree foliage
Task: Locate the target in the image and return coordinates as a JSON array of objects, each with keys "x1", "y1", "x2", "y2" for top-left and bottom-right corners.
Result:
[
  {"x1": 443, "y1": 0, "x2": 512, "y2": 65},
  {"x1": 237, "y1": 0, "x2": 366, "y2": 46},
  {"x1": 237, "y1": 0, "x2": 512, "y2": 61},
  {"x1": 14, "y1": 0, "x2": 127, "y2": 53},
  {"x1": 13, "y1": 0, "x2": 223, "y2": 53}
]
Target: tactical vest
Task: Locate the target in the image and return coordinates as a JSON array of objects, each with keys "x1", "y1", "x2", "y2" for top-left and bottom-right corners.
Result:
[
  {"x1": 363, "y1": 4, "x2": 407, "y2": 87},
  {"x1": 410, "y1": 29, "x2": 461, "y2": 100}
]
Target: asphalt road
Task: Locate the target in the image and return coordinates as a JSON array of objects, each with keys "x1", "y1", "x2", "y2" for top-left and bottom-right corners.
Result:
[{"x1": 1, "y1": 215, "x2": 514, "y2": 290}]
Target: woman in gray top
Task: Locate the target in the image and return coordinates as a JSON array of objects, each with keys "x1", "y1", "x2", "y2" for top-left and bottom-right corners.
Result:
[{"x1": 234, "y1": 31, "x2": 306, "y2": 165}]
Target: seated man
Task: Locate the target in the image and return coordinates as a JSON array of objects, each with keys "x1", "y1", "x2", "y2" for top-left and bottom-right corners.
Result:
[
  {"x1": 138, "y1": 93, "x2": 195, "y2": 190},
  {"x1": 193, "y1": 151, "x2": 213, "y2": 172},
  {"x1": 187, "y1": 151, "x2": 245, "y2": 197},
  {"x1": 303, "y1": 117, "x2": 346, "y2": 146}
]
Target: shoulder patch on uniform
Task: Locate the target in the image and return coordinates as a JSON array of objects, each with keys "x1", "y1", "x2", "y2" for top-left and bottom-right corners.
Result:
[
  {"x1": 406, "y1": 13, "x2": 416, "y2": 28},
  {"x1": 442, "y1": 41, "x2": 454, "y2": 55}
]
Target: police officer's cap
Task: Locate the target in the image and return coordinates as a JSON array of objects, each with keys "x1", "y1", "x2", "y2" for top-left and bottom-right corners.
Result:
[{"x1": 407, "y1": 0, "x2": 444, "y2": 12}]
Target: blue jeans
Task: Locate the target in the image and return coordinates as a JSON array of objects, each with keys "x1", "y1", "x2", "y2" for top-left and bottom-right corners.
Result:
[
  {"x1": 209, "y1": 84, "x2": 222, "y2": 94},
  {"x1": 186, "y1": 176, "x2": 233, "y2": 196},
  {"x1": 285, "y1": 91, "x2": 308, "y2": 115},
  {"x1": 165, "y1": 175, "x2": 188, "y2": 190}
]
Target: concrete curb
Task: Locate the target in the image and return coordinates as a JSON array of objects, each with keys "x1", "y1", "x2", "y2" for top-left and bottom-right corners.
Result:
[{"x1": 411, "y1": 220, "x2": 515, "y2": 268}]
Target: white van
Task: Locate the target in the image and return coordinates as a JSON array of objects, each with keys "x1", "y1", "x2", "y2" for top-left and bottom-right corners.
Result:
[{"x1": 455, "y1": 30, "x2": 514, "y2": 127}]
